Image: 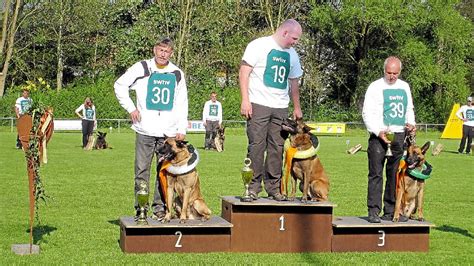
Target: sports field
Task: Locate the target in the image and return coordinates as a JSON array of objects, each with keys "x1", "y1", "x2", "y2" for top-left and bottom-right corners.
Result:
[{"x1": 1, "y1": 129, "x2": 472, "y2": 264}]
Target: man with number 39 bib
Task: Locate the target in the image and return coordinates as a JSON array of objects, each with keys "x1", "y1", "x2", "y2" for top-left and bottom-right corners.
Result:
[
  {"x1": 114, "y1": 38, "x2": 188, "y2": 221},
  {"x1": 239, "y1": 19, "x2": 303, "y2": 201},
  {"x1": 362, "y1": 56, "x2": 416, "y2": 223}
]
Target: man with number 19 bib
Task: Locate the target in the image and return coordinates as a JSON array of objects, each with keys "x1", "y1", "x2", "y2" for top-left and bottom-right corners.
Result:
[
  {"x1": 114, "y1": 38, "x2": 188, "y2": 221},
  {"x1": 239, "y1": 19, "x2": 303, "y2": 201},
  {"x1": 362, "y1": 56, "x2": 416, "y2": 223}
]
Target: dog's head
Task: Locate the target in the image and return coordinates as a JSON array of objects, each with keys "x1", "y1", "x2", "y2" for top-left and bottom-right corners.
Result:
[
  {"x1": 97, "y1": 131, "x2": 107, "y2": 140},
  {"x1": 406, "y1": 141, "x2": 430, "y2": 170},
  {"x1": 158, "y1": 138, "x2": 193, "y2": 165},
  {"x1": 217, "y1": 126, "x2": 225, "y2": 138},
  {"x1": 281, "y1": 118, "x2": 313, "y2": 135}
]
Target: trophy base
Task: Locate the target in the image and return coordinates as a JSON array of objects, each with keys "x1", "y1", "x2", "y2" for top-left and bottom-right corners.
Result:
[
  {"x1": 11, "y1": 244, "x2": 40, "y2": 255},
  {"x1": 240, "y1": 196, "x2": 253, "y2": 202}
]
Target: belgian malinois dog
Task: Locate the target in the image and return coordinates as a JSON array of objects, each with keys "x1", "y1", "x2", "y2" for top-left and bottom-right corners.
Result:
[
  {"x1": 393, "y1": 141, "x2": 431, "y2": 222},
  {"x1": 281, "y1": 118, "x2": 330, "y2": 202},
  {"x1": 159, "y1": 138, "x2": 211, "y2": 223}
]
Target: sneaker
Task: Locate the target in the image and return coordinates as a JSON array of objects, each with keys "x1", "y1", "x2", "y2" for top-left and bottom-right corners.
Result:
[
  {"x1": 380, "y1": 213, "x2": 393, "y2": 221},
  {"x1": 269, "y1": 193, "x2": 287, "y2": 201},
  {"x1": 368, "y1": 215, "x2": 381, "y2": 223},
  {"x1": 248, "y1": 191, "x2": 258, "y2": 201},
  {"x1": 151, "y1": 211, "x2": 166, "y2": 221}
]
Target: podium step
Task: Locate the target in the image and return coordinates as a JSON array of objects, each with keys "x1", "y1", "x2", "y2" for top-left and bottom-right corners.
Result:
[
  {"x1": 332, "y1": 216, "x2": 435, "y2": 252},
  {"x1": 120, "y1": 216, "x2": 232, "y2": 253},
  {"x1": 221, "y1": 196, "x2": 336, "y2": 252}
]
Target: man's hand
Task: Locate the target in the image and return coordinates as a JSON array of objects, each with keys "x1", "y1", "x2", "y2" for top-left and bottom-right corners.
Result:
[
  {"x1": 292, "y1": 107, "x2": 303, "y2": 120},
  {"x1": 378, "y1": 131, "x2": 391, "y2": 144},
  {"x1": 175, "y1": 133, "x2": 185, "y2": 141},
  {"x1": 129, "y1": 110, "x2": 141, "y2": 123},
  {"x1": 405, "y1": 123, "x2": 416, "y2": 135},
  {"x1": 240, "y1": 100, "x2": 252, "y2": 119}
]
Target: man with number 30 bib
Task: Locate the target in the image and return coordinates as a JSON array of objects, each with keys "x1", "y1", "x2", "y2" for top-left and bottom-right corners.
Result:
[
  {"x1": 114, "y1": 38, "x2": 188, "y2": 221},
  {"x1": 362, "y1": 56, "x2": 416, "y2": 223},
  {"x1": 239, "y1": 19, "x2": 303, "y2": 201}
]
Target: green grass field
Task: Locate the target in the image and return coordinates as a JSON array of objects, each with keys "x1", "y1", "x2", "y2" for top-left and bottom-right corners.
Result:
[{"x1": 1, "y1": 129, "x2": 473, "y2": 264}]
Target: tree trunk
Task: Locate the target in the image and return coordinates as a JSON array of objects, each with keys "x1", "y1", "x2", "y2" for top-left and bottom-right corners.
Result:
[
  {"x1": 56, "y1": 0, "x2": 63, "y2": 91},
  {"x1": 0, "y1": 0, "x2": 20, "y2": 97},
  {"x1": 1, "y1": 0, "x2": 12, "y2": 56}
]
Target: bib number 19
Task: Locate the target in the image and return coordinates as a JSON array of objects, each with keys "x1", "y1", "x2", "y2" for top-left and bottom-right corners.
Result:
[{"x1": 271, "y1": 65, "x2": 286, "y2": 84}]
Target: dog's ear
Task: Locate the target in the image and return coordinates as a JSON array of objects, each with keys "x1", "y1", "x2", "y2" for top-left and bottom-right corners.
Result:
[
  {"x1": 303, "y1": 124, "x2": 314, "y2": 134},
  {"x1": 164, "y1": 134, "x2": 169, "y2": 139},
  {"x1": 176, "y1": 140, "x2": 188, "y2": 148},
  {"x1": 421, "y1": 141, "x2": 430, "y2": 154},
  {"x1": 103, "y1": 132, "x2": 107, "y2": 137}
]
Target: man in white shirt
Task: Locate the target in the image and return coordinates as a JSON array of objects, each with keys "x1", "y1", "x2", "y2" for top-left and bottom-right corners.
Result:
[
  {"x1": 456, "y1": 96, "x2": 474, "y2": 154},
  {"x1": 202, "y1": 91, "x2": 222, "y2": 150},
  {"x1": 114, "y1": 38, "x2": 188, "y2": 220},
  {"x1": 15, "y1": 89, "x2": 32, "y2": 149},
  {"x1": 362, "y1": 56, "x2": 416, "y2": 223},
  {"x1": 239, "y1": 19, "x2": 303, "y2": 201}
]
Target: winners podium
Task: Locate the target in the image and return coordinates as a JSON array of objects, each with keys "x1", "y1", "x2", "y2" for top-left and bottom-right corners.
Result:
[{"x1": 119, "y1": 196, "x2": 434, "y2": 253}]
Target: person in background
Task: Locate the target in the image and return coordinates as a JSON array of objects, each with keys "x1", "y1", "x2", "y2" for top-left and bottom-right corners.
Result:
[
  {"x1": 202, "y1": 91, "x2": 222, "y2": 150},
  {"x1": 456, "y1": 96, "x2": 474, "y2": 155},
  {"x1": 239, "y1": 19, "x2": 303, "y2": 201},
  {"x1": 15, "y1": 89, "x2": 33, "y2": 149},
  {"x1": 362, "y1": 56, "x2": 416, "y2": 223},
  {"x1": 114, "y1": 37, "x2": 188, "y2": 221},
  {"x1": 75, "y1": 97, "x2": 96, "y2": 148}
]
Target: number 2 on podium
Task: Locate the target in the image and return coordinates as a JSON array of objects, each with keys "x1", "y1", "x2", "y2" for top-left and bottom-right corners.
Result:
[{"x1": 175, "y1": 231, "x2": 183, "y2": 248}]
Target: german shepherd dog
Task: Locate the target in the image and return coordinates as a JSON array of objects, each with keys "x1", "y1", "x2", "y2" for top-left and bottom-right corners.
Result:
[
  {"x1": 281, "y1": 118, "x2": 330, "y2": 202},
  {"x1": 94, "y1": 131, "x2": 108, "y2": 149},
  {"x1": 393, "y1": 141, "x2": 431, "y2": 222},
  {"x1": 159, "y1": 138, "x2": 212, "y2": 223},
  {"x1": 214, "y1": 126, "x2": 225, "y2": 152}
]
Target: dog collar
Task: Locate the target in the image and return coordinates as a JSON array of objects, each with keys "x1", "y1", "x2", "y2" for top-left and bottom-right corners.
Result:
[
  {"x1": 404, "y1": 160, "x2": 432, "y2": 180},
  {"x1": 284, "y1": 137, "x2": 319, "y2": 159},
  {"x1": 166, "y1": 149, "x2": 199, "y2": 175}
]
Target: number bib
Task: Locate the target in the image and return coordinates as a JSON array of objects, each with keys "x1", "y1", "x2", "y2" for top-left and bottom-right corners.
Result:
[
  {"x1": 85, "y1": 108, "x2": 94, "y2": 120},
  {"x1": 209, "y1": 104, "x2": 218, "y2": 116},
  {"x1": 20, "y1": 99, "x2": 31, "y2": 113},
  {"x1": 383, "y1": 89, "x2": 408, "y2": 126},
  {"x1": 146, "y1": 72, "x2": 176, "y2": 111},
  {"x1": 263, "y1": 49, "x2": 290, "y2": 89},
  {"x1": 466, "y1": 109, "x2": 474, "y2": 121}
]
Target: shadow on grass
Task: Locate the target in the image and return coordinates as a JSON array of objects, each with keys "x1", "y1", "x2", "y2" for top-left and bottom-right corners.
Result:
[
  {"x1": 434, "y1": 225, "x2": 474, "y2": 239},
  {"x1": 26, "y1": 225, "x2": 57, "y2": 244},
  {"x1": 108, "y1": 219, "x2": 120, "y2": 226}
]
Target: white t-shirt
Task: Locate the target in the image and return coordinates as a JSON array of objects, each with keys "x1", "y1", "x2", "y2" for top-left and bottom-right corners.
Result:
[
  {"x1": 114, "y1": 58, "x2": 188, "y2": 137},
  {"x1": 202, "y1": 100, "x2": 222, "y2": 124},
  {"x1": 242, "y1": 36, "x2": 303, "y2": 108},
  {"x1": 456, "y1": 105, "x2": 474, "y2": 127},
  {"x1": 15, "y1": 97, "x2": 32, "y2": 115},
  {"x1": 362, "y1": 78, "x2": 416, "y2": 136},
  {"x1": 75, "y1": 104, "x2": 96, "y2": 121}
]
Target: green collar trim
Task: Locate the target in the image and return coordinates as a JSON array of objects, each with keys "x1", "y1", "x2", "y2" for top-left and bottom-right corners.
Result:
[
  {"x1": 284, "y1": 138, "x2": 319, "y2": 159},
  {"x1": 403, "y1": 158, "x2": 432, "y2": 180}
]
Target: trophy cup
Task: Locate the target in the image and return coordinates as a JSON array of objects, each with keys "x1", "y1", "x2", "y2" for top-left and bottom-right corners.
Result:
[
  {"x1": 136, "y1": 181, "x2": 149, "y2": 225},
  {"x1": 385, "y1": 130, "x2": 394, "y2": 157},
  {"x1": 240, "y1": 158, "x2": 254, "y2": 202}
]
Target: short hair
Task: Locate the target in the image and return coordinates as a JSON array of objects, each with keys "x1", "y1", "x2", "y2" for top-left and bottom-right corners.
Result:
[
  {"x1": 155, "y1": 37, "x2": 173, "y2": 49},
  {"x1": 384, "y1": 56, "x2": 402, "y2": 71}
]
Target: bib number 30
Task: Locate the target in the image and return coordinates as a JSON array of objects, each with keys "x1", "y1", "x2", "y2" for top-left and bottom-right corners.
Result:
[{"x1": 146, "y1": 72, "x2": 176, "y2": 111}]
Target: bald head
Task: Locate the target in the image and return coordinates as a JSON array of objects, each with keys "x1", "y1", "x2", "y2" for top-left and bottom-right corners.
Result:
[
  {"x1": 273, "y1": 19, "x2": 302, "y2": 49},
  {"x1": 384, "y1": 56, "x2": 402, "y2": 85}
]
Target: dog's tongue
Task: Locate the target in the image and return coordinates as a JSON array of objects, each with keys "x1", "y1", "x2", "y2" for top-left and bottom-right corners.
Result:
[
  {"x1": 158, "y1": 156, "x2": 165, "y2": 163},
  {"x1": 408, "y1": 162, "x2": 418, "y2": 169}
]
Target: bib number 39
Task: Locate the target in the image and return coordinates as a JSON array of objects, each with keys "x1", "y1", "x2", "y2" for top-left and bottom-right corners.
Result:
[{"x1": 146, "y1": 72, "x2": 176, "y2": 111}]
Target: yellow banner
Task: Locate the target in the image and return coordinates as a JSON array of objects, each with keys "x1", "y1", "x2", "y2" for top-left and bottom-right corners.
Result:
[
  {"x1": 440, "y1": 103, "x2": 462, "y2": 139},
  {"x1": 307, "y1": 122, "x2": 346, "y2": 135}
]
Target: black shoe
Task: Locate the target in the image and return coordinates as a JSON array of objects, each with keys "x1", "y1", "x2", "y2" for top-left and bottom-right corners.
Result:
[
  {"x1": 398, "y1": 215, "x2": 409, "y2": 222},
  {"x1": 248, "y1": 191, "x2": 258, "y2": 201},
  {"x1": 380, "y1": 213, "x2": 393, "y2": 221},
  {"x1": 269, "y1": 193, "x2": 287, "y2": 201},
  {"x1": 151, "y1": 211, "x2": 166, "y2": 221},
  {"x1": 368, "y1": 215, "x2": 381, "y2": 223}
]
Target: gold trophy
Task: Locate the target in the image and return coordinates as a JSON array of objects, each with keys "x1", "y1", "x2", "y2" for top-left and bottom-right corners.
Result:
[
  {"x1": 240, "y1": 158, "x2": 254, "y2": 202},
  {"x1": 136, "y1": 181, "x2": 149, "y2": 225},
  {"x1": 385, "y1": 131, "x2": 394, "y2": 157}
]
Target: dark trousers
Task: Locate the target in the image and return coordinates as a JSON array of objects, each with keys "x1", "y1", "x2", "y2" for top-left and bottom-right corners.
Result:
[
  {"x1": 247, "y1": 103, "x2": 288, "y2": 196},
  {"x1": 81, "y1": 119, "x2": 95, "y2": 147},
  {"x1": 367, "y1": 132, "x2": 405, "y2": 217},
  {"x1": 458, "y1": 124, "x2": 474, "y2": 154},
  {"x1": 204, "y1": 120, "x2": 219, "y2": 149},
  {"x1": 134, "y1": 133, "x2": 166, "y2": 214},
  {"x1": 16, "y1": 134, "x2": 21, "y2": 148}
]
